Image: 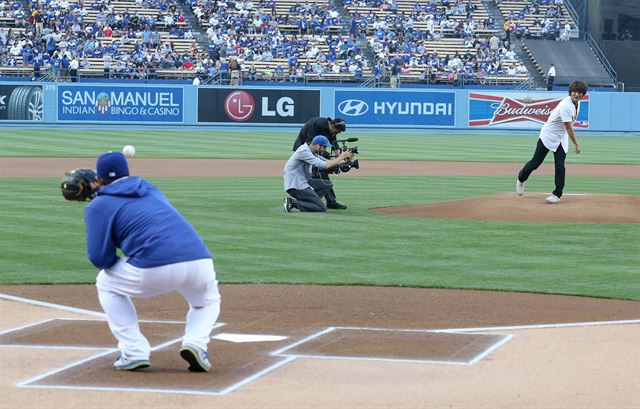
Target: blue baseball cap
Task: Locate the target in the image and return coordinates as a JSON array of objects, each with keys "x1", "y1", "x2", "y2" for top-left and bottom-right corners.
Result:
[
  {"x1": 96, "y1": 151, "x2": 129, "y2": 180},
  {"x1": 311, "y1": 135, "x2": 332, "y2": 147}
]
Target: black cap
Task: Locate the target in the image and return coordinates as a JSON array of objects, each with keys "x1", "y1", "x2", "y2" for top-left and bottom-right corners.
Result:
[{"x1": 332, "y1": 117, "x2": 346, "y2": 132}]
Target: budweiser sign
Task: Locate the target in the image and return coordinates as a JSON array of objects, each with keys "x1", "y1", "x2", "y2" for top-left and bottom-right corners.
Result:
[
  {"x1": 468, "y1": 92, "x2": 589, "y2": 129},
  {"x1": 492, "y1": 98, "x2": 559, "y2": 124}
]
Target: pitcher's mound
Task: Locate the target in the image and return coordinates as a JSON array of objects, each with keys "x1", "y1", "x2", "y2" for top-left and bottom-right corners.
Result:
[{"x1": 372, "y1": 193, "x2": 640, "y2": 224}]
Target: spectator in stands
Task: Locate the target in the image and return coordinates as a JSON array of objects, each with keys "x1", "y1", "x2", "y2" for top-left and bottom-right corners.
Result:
[
  {"x1": 247, "y1": 64, "x2": 257, "y2": 81},
  {"x1": 489, "y1": 34, "x2": 499, "y2": 51},
  {"x1": 516, "y1": 62, "x2": 528, "y2": 75},
  {"x1": 620, "y1": 29, "x2": 632, "y2": 41},
  {"x1": 390, "y1": 61, "x2": 400, "y2": 87},
  {"x1": 546, "y1": 63, "x2": 555, "y2": 90},
  {"x1": 104, "y1": 53, "x2": 112, "y2": 78},
  {"x1": 70, "y1": 56, "x2": 79, "y2": 82},
  {"x1": 229, "y1": 58, "x2": 241, "y2": 85},
  {"x1": 263, "y1": 65, "x2": 273, "y2": 80},
  {"x1": 560, "y1": 23, "x2": 571, "y2": 41}
]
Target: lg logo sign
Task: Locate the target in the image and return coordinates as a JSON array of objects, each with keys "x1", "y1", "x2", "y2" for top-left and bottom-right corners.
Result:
[
  {"x1": 224, "y1": 90, "x2": 254, "y2": 122},
  {"x1": 224, "y1": 90, "x2": 294, "y2": 122},
  {"x1": 338, "y1": 99, "x2": 369, "y2": 116}
]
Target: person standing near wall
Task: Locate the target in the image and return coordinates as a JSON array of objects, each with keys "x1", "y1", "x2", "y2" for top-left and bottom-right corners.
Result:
[
  {"x1": 69, "y1": 56, "x2": 79, "y2": 82},
  {"x1": 390, "y1": 63, "x2": 400, "y2": 88},
  {"x1": 546, "y1": 63, "x2": 556, "y2": 91},
  {"x1": 103, "y1": 54, "x2": 111, "y2": 78},
  {"x1": 516, "y1": 80, "x2": 587, "y2": 204}
]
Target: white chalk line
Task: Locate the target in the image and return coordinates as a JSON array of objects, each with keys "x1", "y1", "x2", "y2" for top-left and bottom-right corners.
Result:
[
  {"x1": 434, "y1": 319, "x2": 640, "y2": 333},
  {"x1": 278, "y1": 353, "x2": 471, "y2": 366},
  {"x1": 2, "y1": 292, "x2": 639, "y2": 396},
  {"x1": 467, "y1": 334, "x2": 514, "y2": 365},
  {"x1": 270, "y1": 327, "x2": 336, "y2": 356},
  {"x1": 218, "y1": 356, "x2": 298, "y2": 395},
  {"x1": 0, "y1": 293, "x2": 106, "y2": 318},
  {"x1": 277, "y1": 327, "x2": 511, "y2": 366},
  {"x1": 0, "y1": 344, "x2": 114, "y2": 351},
  {"x1": 19, "y1": 383, "x2": 226, "y2": 396},
  {"x1": 0, "y1": 318, "x2": 56, "y2": 336},
  {"x1": 17, "y1": 348, "x2": 117, "y2": 387}
]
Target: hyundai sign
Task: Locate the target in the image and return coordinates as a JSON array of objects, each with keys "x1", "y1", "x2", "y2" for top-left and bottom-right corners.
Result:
[
  {"x1": 334, "y1": 90, "x2": 455, "y2": 127},
  {"x1": 58, "y1": 85, "x2": 183, "y2": 122}
]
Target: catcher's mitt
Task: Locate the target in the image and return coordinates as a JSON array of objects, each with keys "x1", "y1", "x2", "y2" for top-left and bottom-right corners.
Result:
[{"x1": 61, "y1": 168, "x2": 97, "y2": 202}]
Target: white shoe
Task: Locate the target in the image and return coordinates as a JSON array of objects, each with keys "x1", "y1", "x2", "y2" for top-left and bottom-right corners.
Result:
[
  {"x1": 180, "y1": 344, "x2": 211, "y2": 372},
  {"x1": 545, "y1": 195, "x2": 561, "y2": 204},
  {"x1": 113, "y1": 356, "x2": 150, "y2": 371},
  {"x1": 516, "y1": 179, "x2": 525, "y2": 196}
]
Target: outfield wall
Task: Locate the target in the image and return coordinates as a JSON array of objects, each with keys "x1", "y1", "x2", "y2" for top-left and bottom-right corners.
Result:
[{"x1": 1, "y1": 82, "x2": 639, "y2": 132}]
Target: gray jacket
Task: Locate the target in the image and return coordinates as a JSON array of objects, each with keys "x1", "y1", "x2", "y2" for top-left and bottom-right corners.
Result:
[{"x1": 284, "y1": 143, "x2": 327, "y2": 191}]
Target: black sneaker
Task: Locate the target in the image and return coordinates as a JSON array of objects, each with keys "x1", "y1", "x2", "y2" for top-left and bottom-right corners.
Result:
[
  {"x1": 283, "y1": 197, "x2": 294, "y2": 213},
  {"x1": 327, "y1": 202, "x2": 347, "y2": 210}
]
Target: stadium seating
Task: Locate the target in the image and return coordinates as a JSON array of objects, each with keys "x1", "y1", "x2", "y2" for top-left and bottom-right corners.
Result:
[{"x1": 0, "y1": 0, "x2": 536, "y2": 84}]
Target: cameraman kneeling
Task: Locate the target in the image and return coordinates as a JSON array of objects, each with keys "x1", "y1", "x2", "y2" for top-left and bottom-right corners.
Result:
[{"x1": 283, "y1": 135, "x2": 353, "y2": 213}]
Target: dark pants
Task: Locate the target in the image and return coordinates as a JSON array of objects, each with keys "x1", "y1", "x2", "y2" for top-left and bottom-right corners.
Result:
[
  {"x1": 287, "y1": 181, "x2": 332, "y2": 212},
  {"x1": 70, "y1": 69, "x2": 78, "y2": 82},
  {"x1": 311, "y1": 169, "x2": 339, "y2": 206},
  {"x1": 518, "y1": 139, "x2": 566, "y2": 197},
  {"x1": 546, "y1": 76, "x2": 555, "y2": 91}
]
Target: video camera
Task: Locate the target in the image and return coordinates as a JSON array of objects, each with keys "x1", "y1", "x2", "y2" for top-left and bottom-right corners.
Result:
[{"x1": 329, "y1": 138, "x2": 360, "y2": 174}]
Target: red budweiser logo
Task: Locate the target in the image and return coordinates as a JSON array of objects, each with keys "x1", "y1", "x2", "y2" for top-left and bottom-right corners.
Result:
[{"x1": 490, "y1": 98, "x2": 560, "y2": 125}]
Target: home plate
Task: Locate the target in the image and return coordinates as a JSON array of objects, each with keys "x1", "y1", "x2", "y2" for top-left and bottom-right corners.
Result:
[{"x1": 212, "y1": 333, "x2": 289, "y2": 343}]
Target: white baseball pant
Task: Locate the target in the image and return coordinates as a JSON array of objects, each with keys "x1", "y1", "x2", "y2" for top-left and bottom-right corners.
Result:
[{"x1": 96, "y1": 258, "x2": 221, "y2": 361}]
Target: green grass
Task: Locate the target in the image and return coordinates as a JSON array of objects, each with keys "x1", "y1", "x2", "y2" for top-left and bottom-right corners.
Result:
[
  {"x1": 1, "y1": 128, "x2": 639, "y2": 163},
  {"x1": 1, "y1": 128, "x2": 638, "y2": 300},
  {"x1": 1, "y1": 176, "x2": 639, "y2": 300}
]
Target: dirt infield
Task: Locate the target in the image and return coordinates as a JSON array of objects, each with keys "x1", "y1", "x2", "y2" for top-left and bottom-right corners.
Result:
[
  {"x1": 374, "y1": 192, "x2": 640, "y2": 223},
  {"x1": 1, "y1": 285, "x2": 639, "y2": 408}
]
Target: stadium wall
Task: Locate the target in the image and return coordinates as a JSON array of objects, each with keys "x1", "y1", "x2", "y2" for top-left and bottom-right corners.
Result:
[{"x1": 1, "y1": 82, "x2": 639, "y2": 132}]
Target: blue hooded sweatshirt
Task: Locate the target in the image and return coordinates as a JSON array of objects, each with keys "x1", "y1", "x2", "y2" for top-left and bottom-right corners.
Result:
[{"x1": 85, "y1": 176, "x2": 211, "y2": 270}]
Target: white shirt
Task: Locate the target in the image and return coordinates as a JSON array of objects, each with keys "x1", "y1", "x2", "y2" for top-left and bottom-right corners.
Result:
[
  {"x1": 547, "y1": 65, "x2": 556, "y2": 77},
  {"x1": 539, "y1": 96, "x2": 578, "y2": 153}
]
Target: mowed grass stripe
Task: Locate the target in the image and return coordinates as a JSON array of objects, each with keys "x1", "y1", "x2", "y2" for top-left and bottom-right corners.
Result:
[
  {"x1": 2, "y1": 176, "x2": 637, "y2": 299},
  {"x1": 1, "y1": 129, "x2": 638, "y2": 163}
]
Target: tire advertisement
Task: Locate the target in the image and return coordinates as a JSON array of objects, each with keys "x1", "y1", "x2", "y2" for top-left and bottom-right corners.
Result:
[
  {"x1": 0, "y1": 85, "x2": 44, "y2": 121},
  {"x1": 197, "y1": 88, "x2": 320, "y2": 123}
]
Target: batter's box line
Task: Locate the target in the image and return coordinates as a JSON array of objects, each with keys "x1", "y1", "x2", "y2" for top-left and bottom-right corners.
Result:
[
  {"x1": 17, "y1": 356, "x2": 298, "y2": 397},
  {"x1": 0, "y1": 318, "x2": 207, "y2": 351},
  {"x1": 16, "y1": 336, "x2": 184, "y2": 388},
  {"x1": 0, "y1": 293, "x2": 193, "y2": 325},
  {"x1": 271, "y1": 326, "x2": 513, "y2": 366},
  {"x1": 15, "y1": 322, "x2": 226, "y2": 388}
]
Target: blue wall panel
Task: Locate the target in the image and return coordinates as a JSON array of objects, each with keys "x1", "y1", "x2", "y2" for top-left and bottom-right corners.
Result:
[{"x1": 1, "y1": 82, "x2": 638, "y2": 132}]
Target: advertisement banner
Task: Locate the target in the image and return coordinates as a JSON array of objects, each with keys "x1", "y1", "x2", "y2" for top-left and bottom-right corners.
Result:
[
  {"x1": 468, "y1": 92, "x2": 589, "y2": 129},
  {"x1": 197, "y1": 88, "x2": 320, "y2": 123},
  {"x1": 58, "y1": 85, "x2": 183, "y2": 122},
  {"x1": 334, "y1": 90, "x2": 455, "y2": 127},
  {"x1": 0, "y1": 85, "x2": 43, "y2": 121}
]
